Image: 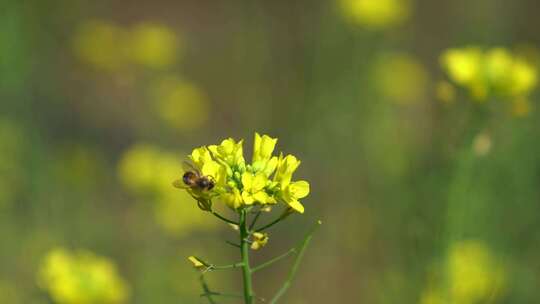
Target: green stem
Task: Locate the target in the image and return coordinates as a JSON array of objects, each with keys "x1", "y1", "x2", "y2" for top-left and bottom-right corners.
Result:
[
  {"x1": 249, "y1": 210, "x2": 262, "y2": 230},
  {"x1": 240, "y1": 210, "x2": 254, "y2": 304},
  {"x1": 269, "y1": 220, "x2": 322, "y2": 304},
  {"x1": 255, "y1": 211, "x2": 290, "y2": 232},
  {"x1": 208, "y1": 262, "x2": 244, "y2": 271},
  {"x1": 199, "y1": 275, "x2": 217, "y2": 304},
  {"x1": 225, "y1": 240, "x2": 241, "y2": 248},
  {"x1": 201, "y1": 291, "x2": 243, "y2": 299},
  {"x1": 252, "y1": 248, "x2": 296, "y2": 273},
  {"x1": 211, "y1": 211, "x2": 238, "y2": 225}
]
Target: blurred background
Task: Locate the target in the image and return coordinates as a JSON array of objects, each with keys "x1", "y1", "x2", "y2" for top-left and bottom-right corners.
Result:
[{"x1": 1, "y1": 0, "x2": 540, "y2": 303}]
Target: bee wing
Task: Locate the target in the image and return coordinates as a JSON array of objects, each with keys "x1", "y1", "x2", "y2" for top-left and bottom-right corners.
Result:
[
  {"x1": 182, "y1": 161, "x2": 200, "y2": 175},
  {"x1": 172, "y1": 179, "x2": 189, "y2": 189}
]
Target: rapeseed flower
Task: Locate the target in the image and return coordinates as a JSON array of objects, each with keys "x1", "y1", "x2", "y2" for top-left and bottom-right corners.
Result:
[
  {"x1": 250, "y1": 232, "x2": 269, "y2": 250},
  {"x1": 440, "y1": 46, "x2": 538, "y2": 107},
  {"x1": 38, "y1": 248, "x2": 129, "y2": 304},
  {"x1": 340, "y1": 0, "x2": 411, "y2": 29},
  {"x1": 420, "y1": 240, "x2": 506, "y2": 304},
  {"x1": 174, "y1": 133, "x2": 310, "y2": 213}
]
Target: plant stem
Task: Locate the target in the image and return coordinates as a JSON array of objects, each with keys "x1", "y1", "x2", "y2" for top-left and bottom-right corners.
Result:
[
  {"x1": 256, "y1": 211, "x2": 290, "y2": 232},
  {"x1": 252, "y1": 248, "x2": 296, "y2": 273},
  {"x1": 269, "y1": 220, "x2": 322, "y2": 304},
  {"x1": 239, "y1": 210, "x2": 254, "y2": 304},
  {"x1": 249, "y1": 210, "x2": 262, "y2": 230},
  {"x1": 199, "y1": 275, "x2": 217, "y2": 304},
  {"x1": 211, "y1": 211, "x2": 238, "y2": 225}
]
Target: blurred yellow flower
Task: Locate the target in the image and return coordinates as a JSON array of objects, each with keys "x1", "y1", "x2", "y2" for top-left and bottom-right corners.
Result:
[
  {"x1": 38, "y1": 248, "x2": 129, "y2": 304},
  {"x1": 340, "y1": 0, "x2": 410, "y2": 29},
  {"x1": 421, "y1": 240, "x2": 505, "y2": 304},
  {"x1": 447, "y1": 241, "x2": 505, "y2": 303},
  {"x1": 73, "y1": 20, "x2": 127, "y2": 71},
  {"x1": 128, "y1": 23, "x2": 180, "y2": 69},
  {"x1": 441, "y1": 46, "x2": 538, "y2": 103},
  {"x1": 118, "y1": 144, "x2": 217, "y2": 236},
  {"x1": 373, "y1": 53, "x2": 429, "y2": 104},
  {"x1": 150, "y1": 76, "x2": 210, "y2": 131},
  {"x1": 74, "y1": 20, "x2": 181, "y2": 71}
]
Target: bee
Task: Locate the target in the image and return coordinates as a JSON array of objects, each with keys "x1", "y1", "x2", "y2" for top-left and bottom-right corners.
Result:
[{"x1": 173, "y1": 161, "x2": 215, "y2": 191}]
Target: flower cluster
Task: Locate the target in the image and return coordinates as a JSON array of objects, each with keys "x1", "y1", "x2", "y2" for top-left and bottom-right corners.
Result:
[
  {"x1": 38, "y1": 248, "x2": 129, "y2": 304},
  {"x1": 174, "y1": 133, "x2": 310, "y2": 214},
  {"x1": 440, "y1": 46, "x2": 537, "y2": 104}
]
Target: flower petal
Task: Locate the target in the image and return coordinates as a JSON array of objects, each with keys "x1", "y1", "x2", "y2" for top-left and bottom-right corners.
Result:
[
  {"x1": 290, "y1": 180, "x2": 310, "y2": 199},
  {"x1": 287, "y1": 199, "x2": 304, "y2": 214}
]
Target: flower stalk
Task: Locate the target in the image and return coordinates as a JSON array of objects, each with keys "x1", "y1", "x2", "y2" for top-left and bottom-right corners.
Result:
[
  {"x1": 239, "y1": 209, "x2": 254, "y2": 303},
  {"x1": 179, "y1": 133, "x2": 320, "y2": 303}
]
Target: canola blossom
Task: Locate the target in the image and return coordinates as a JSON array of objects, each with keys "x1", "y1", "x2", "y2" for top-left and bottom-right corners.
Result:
[
  {"x1": 73, "y1": 20, "x2": 180, "y2": 72},
  {"x1": 420, "y1": 240, "x2": 506, "y2": 304},
  {"x1": 38, "y1": 248, "x2": 129, "y2": 304},
  {"x1": 174, "y1": 133, "x2": 310, "y2": 214},
  {"x1": 180, "y1": 133, "x2": 318, "y2": 304},
  {"x1": 440, "y1": 46, "x2": 538, "y2": 112},
  {"x1": 340, "y1": 0, "x2": 411, "y2": 29}
]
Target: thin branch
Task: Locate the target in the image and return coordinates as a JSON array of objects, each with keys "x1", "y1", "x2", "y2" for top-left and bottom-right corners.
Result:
[
  {"x1": 209, "y1": 262, "x2": 244, "y2": 271},
  {"x1": 211, "y1": 211, "x2": 238, "y2": 225},
  {"x1": 249, "y1": 210, "x2": 262, "y2": 230},
  {"x1": 201, "y1": 291, "x2": 243, "y2": 299},
  {"x1": 225, "y1": 240, "x2": 241, "y2": 248},
  {"x1": 269, "y1": 220, "x2": 322, "y2": 304},
  {"x1": 199, "y1": 275, "x2": 217, "y2": 304},
  {"x1": 252, "y1": 248, "x2": 296, "y2": 273},
  {"x1": 255, "y1": 215, "x2": 286, "y2": 232}
]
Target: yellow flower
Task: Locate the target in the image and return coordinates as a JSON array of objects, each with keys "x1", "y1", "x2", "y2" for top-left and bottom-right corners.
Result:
[
  {"x1": 208, "y1": 138, "x2": 246, "y2": 169},
  {"x1": 250, "y1": 232, "x2": 269, "y2": 250},
  {"x1": 38, "y1": 248, "x2": 129, "y2": 304},
  {"x1": 340, "y1": 0, "x2": 410, "y2": 29},
  {"x1": 440, "y1": 46, "x2": 538, "y2": 103},
  {"x1": 150, "y1": 76, "x2": 209, "y2": 131},
  {"x1": 447, "y1": 241, "x2": 505, "y2": 303},
  {"x1": 241, "y1": 172, "x2": 273, "y2": 205},
  {"x1": 274, "y1": 154, "x2": 301, "y2": 188},
  {"x1": 175, "y1": 133, "x2": 310, "y2": 212},
  {"x1": 222, "y1": 187, "x2": 244, "y2": 209},
  {"x1": 441, "y1": 47, "x2": 483, "y2": 87},
  {"x1": 189, "y1": 146, "x2": 225, "y2": 184},
  {"x1": 508, "y1": 58, "x2": 537, "y2": 95},
  {"x1": 73, "y1": 20, "x2": 127, "y2": 72},
  {"x1": 281, "y1": 181, "x2": 310, "y2": 214},
  {"x1": 128, "y1": 23, "x2": 180, "y2": 69},
  {"x1": 373, "y1": 53, "x2": 429, "y2": 105},
  {"x1": 251, "y1": 133, "x2": 278, "y2": 176},
  {"x1": 187, "y1": 256, "x2": 206, "y2": 270}
]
